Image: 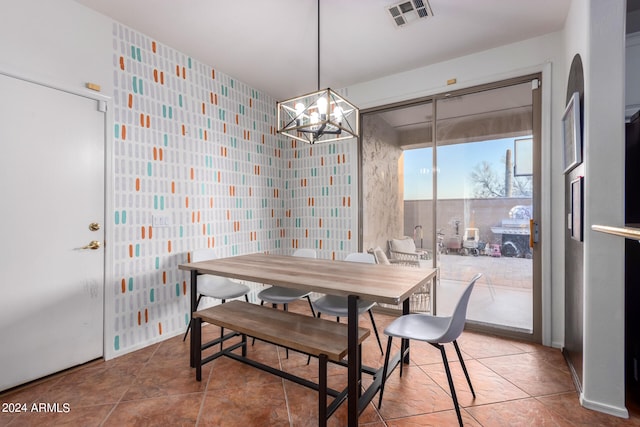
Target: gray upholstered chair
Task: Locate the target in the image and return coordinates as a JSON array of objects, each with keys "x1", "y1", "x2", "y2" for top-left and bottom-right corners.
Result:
[
  {"x1": 378, "y1": 273, "x2": 483, "y2": 427},
  {"x1": 311, "y1": 252, "x2": 383, "y2": 354}
]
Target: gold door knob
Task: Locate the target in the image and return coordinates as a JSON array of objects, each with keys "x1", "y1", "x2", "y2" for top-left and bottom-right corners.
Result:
[
  {"x1": 82, "y1": 240, "x2": 101, "y2": 250},
  {"x1": 89, "y1": 222, "x2": 101, "y2": 231}
]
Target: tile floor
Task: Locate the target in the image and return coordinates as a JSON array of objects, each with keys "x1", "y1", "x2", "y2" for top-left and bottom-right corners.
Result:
[{"x1": 1, "y1": 301, "x2": 639, "y2": 426}]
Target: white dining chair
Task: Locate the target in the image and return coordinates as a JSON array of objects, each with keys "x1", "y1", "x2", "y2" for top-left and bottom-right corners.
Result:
[
  {"x1": 182, "y1": 249, "x2": 251, "y2": 341},
  {"x1": 312, "y1": 252, "x2": 383, "y2": 354},
  {"x1": 257, "y1": 248, "x2": 317, "y2": 316},
  {"x1": 378, "y1": 273, "x2": 483, "y2": 427}
]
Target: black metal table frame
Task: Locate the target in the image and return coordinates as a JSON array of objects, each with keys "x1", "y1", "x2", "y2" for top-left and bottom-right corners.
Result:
[{"x1": 188, "y1": 268, "x2": 414, "y2": 427}]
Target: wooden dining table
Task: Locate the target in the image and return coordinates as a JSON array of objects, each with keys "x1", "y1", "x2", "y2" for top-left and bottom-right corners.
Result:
[{"x1": 179, "y1": 252, "x2": 437, "y2": 426}]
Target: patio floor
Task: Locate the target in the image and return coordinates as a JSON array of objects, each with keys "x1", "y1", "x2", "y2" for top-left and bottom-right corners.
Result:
[{"x1": 436, "y1": 253, "x2": 533, "y2": 332}]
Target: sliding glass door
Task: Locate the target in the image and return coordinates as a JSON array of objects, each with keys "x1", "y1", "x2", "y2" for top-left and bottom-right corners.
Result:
[{"x1": 361, "y1": 75, "x2": 541, "y2": 341}]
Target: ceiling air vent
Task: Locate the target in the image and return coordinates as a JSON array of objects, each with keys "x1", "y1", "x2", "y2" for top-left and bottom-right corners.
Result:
[{"x1": 387, "y1": 0, "x2": 433, "y2": 28}]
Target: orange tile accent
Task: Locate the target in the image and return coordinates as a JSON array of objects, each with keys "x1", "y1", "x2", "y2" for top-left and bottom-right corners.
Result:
[
  {"x1": 122, "y1": 124, "x2": 127, "y2": 140},
  {"x1": 235, "y1": 114, "x2": 239, "y2": 125},
  {"x1": 181, "y1": 66, "x2": 186, "y2": 79},
  {"x1": 172, "y1": 181, "x2": 176, "y2": 193},
  {"x1": 167, "y1": 240, "x2": 172, "y2": 253},
  {"x1": 141, "y1": 226, "x2": 146, "y2": 239},
  {"x1": 183, "y1": 281, "x2": 187, "y2": 295},
  {"x1": 129, "y1": 244, "x2": 134, "y2": 258},
  {"x1": 204, "y1": 130, "x2": 208, "y2": 141},
  {"x1": 149, "y1": 226, "x2": 153, "y2": 239},
  {"x1": 146, "y1": 115, "x2": 150, "y2": 128},
  {"x1": 181, "y1": 124, "x2": 186, "y2": 136},
  {"x1": 211, "y1": 69, "x2": 215, "y2": 79},
  {"x1": 159, "y1": 148, "x2": 163, "y2": 161},
  {"x1": 152, "y1": 41, "x2": 157, "y2": 53},
  {"x1": 197, "y1": 211, "x2": 201, "y2": 222},
  {"x1": 145, "y1": 309, "x2": 149, "y2": 323},
  {"x1": 210, "y1": 92, "x2": 214, "y2": 104},
  {"x1": 160, "y1": 71, "x2": 164, "y2": 85},
  {"x1": 223, "y1": 123, "x2": 227, "y2": 133},
  {"x1": 330, "y1": 176, "x2": 333, "y2": 185},
  {"x1": 209, "y1": 197, "x2": 214, "y2": 208},
  {"x1": 158, "y1": 322, "x2": 163, "y2": 335},
  {"x1": 128, "y1": 93, "x2": 133, "y2": 109},
  {"x1": 202, "y1": 224, "x2": 206, "y2": 235},
  {"x1": 190, "y1": 167, "x2": 195, "y2": 180},
  {"x1": 162, "y1": 272, "x2": 166, "y2": 284},
  {"x1": 121, "y1": 279, "x2": 126, "y2": 294},
  {"x1": 135, "y1": 178, "x2": 140, "y2": 191},
  {"x1": 321, "y1": 157, "x2": 325, "y2": 166},
  {"x1": 187, "y1": 253, "x2": 191, "y2": 263},
  {"x1": 175, "y1": 65, "x2": 180, "y2": 76},
  {"x1": 119, "y1": 56, "x2": 125, "y2": 70},
  {"x1": 319, "y1": 218, "x2": 323, "y2": 227},
  {"x1": 153, "y1": 69, "x2": 158, "y2": 82},
  {"x1": 319, "y1": 240, "x2": 323, "y2": 249},
  {"x1": 305, "y1": 229, "x2": 308, "y2": 238},
  {"x1": 348, "y1": 197, "x2": 351, "y2": 207},
  {"x1": 153, "y1": 147, "x2": 157, "y2": 160},
  {"x1": 249, "y1": 187, "x2": 253, "y2": 196},
  {"x1": 348, "y1": 230, "x2": 352, "y2": 240},
  {"x1": 185, "y1": 196, "x2": 189, "y2": 208},
  {"x1": 137, "y1": 311, "x2": 141, "y2": 325},
  {"x1": 249, "y1": 98, "x2": 253, "y2": 108}
]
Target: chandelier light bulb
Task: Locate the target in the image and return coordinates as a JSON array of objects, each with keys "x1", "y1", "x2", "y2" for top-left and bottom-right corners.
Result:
[
  {"x1": 316, "y1": 96, "x2": 328, "y2": 117},
  {"x1": 333, "y1": 106, "x2": 343, "y2": 123}
]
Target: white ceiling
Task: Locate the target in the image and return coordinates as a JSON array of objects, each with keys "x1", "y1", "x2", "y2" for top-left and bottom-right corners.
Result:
[{"x1": 73, "y1": 0, "x2": 571, "y2": 101}]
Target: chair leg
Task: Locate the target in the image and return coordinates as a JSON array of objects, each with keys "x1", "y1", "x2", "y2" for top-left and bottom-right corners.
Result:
[
  {"x1": 182, "y1": 294, "x2": 203, "y2": 341},
  {"x1": 219, "y1": 299, "x2": 226, "y2": 351},
  {"x1": 378, "y1": 337, "x2": 393, "y2": 408},
  {"x1": 305, "y1": 295, "x2": 316, "y2": 317},
  {"x1": 453, "y1": 340, "x2": 475, "y2": 398},
  {"x1": 368, "y1": 309, "x2": 384, "y2": 355},
  {"x1": 437, "y1": 343, "x2": 464, "y2": 427}
]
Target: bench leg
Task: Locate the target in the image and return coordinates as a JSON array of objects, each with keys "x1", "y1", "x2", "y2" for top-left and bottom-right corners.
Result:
[
  {"x1": 194, "y1": 317, "x2": 203, "y2": 381},
  {"x1": 319, "y1": 353, "x2": 327, "y2": 427}
]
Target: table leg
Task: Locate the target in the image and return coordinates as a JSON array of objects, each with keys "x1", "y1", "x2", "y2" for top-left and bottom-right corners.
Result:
[
  {"x1": 403, "y1": 298, "x2": 410, "y2": 364},
  {"x1": 347, "y1": 294, "x2": 359, "y2": 426},
  {"x1": 190, "y1": 270, "x2": 198, "y2": 368}
]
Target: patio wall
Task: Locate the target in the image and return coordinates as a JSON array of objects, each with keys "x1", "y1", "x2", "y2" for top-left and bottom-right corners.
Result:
[{"x1": 404, "y1": 197, "x2": 532, "y2": 251}]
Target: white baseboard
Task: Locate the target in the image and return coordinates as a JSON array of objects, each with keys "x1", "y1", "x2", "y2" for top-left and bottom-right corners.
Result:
[{"x1": 580, "y1": 393, "x2": 629, "y2": 419}]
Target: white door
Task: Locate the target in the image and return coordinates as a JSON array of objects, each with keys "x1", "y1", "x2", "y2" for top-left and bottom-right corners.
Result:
[{"x1": 0, "y1": 73, "x2": 105, "y2": 391}]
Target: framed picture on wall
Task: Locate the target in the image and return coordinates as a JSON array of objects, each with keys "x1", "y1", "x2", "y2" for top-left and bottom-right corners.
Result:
[
  {"x1": 570, "y1": 176, "x2": 584, "y2": 242},
  {"x1": 562, "y1": 91, "x2": 582, "y2": 174}
]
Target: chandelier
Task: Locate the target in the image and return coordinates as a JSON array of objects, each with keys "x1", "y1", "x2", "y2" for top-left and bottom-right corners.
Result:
[{"x1": 276, "y1": 0, "x2": 360, "y2": 145}]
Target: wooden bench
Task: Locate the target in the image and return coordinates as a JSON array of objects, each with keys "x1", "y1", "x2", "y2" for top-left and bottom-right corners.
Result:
[{"x1": 192, "y1": 300, "x2": 370, "y2": 426}]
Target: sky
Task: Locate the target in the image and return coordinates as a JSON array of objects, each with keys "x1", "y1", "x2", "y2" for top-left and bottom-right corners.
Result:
[{"x1": 403, "y1": 136, "x2": 532, "y2": 200}]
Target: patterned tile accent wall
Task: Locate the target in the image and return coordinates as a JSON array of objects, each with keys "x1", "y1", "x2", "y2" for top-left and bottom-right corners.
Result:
[{"x1": 110, "y1": 23, "x2": 357, "y2": 355}]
